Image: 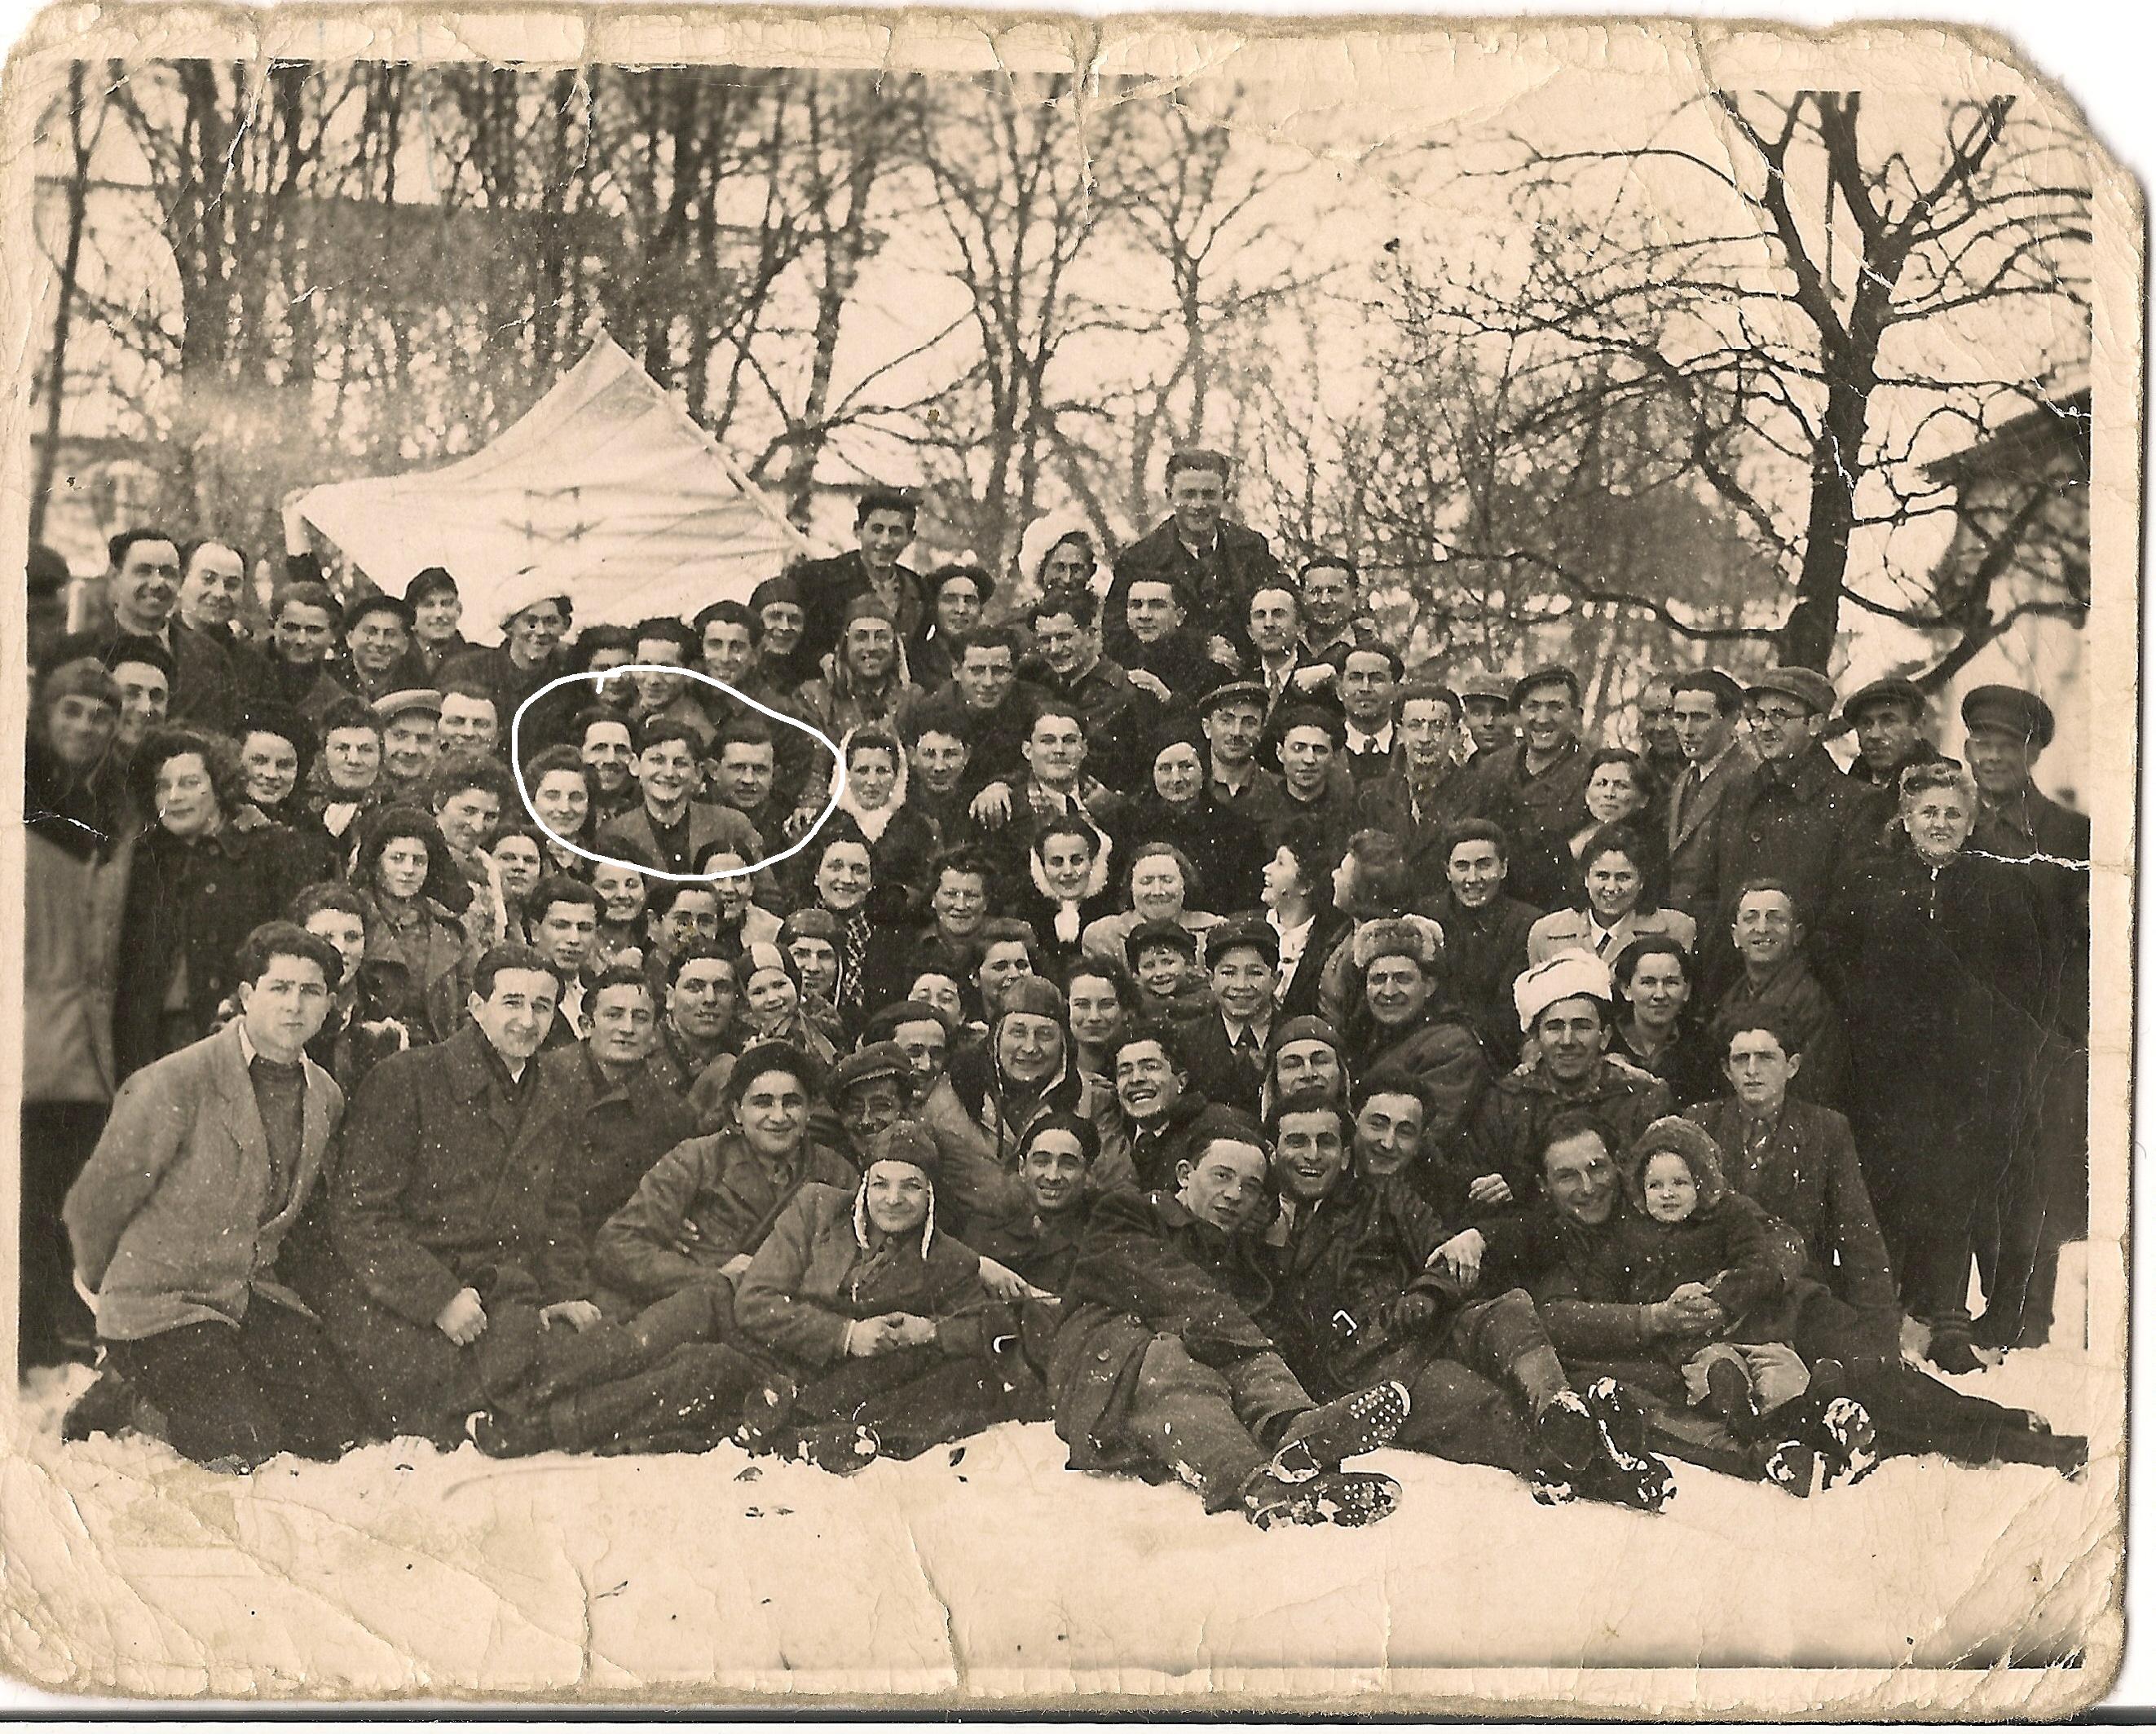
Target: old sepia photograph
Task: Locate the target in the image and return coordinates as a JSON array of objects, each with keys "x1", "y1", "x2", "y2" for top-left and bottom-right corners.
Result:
[{"x1": 0, "y1": 7, "x2": 2134, "y2": 1713}]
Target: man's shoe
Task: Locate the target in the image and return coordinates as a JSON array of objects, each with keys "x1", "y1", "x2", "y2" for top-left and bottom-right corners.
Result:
[
  {"x1": 732, "y1": 1372, "x2": 799, "y2": 1452},
  {"x1": 1581, "y1": 1376, "x2": 1650, "y2": 1458},
  {"x1": 465, "y1": 1407, "x2": 549, "y2": 1459},
  {"x1": 1268, "y1": 1379, "x2": 1409, "y2": 1484},
  {"x1": 1246, "y1": 1467, "x2": 1401, "y2": 1529},
  {"x1": 1533, "y1": 1390, "x2": 1602, "y2": 1476},
  {"x1": 1759, "y1": 1438, "x2": 1821, "y2": 1497},
  {"x1": 1811, "y1": 1396, "x2": 1880, "y2": 1489},
  {"x1": 1576, "y1": 1448, "x2": 1677, "y2": 1513},
  {"x1": 1704, "y1": 1357, "x2": 1762, "y2": 1441},
  {"x1": 1927, "y1": 1329, "x2": 1984, "y2": 1377},
  {"x1": 61, "y1": 1368, "x2": 141, "y2": 1444}
]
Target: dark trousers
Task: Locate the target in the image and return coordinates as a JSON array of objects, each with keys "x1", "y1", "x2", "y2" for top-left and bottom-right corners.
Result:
[
  {"x1": 20, "y1": 1101, "x2": 105, "y2": 1368},
  {"x1": 781, "y1": 1342, "x2": 1047, "y2": 1462},
  {"x1": 105, "y1": 1303, "x2": 365, "y2": 1469},
  {"x1": 1118, "y1": 1339, "x2": 1311, "y2": 1512},
  {"x1": 1976, "y1": 1040, "x2": 2087, "y2": 1348},
  {"x1": 1371, "y1": 1290, "x2": 1549, "y2": 1476}
]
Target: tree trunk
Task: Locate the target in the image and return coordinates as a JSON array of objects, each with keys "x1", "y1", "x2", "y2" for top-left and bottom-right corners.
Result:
[{"x1": 31, "y1": 64, "x2": 95, "y2": 547}]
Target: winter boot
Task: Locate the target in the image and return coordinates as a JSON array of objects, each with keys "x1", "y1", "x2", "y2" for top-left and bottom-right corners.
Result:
[
  {"x1": 1528, "y1": 1467, "x2": 1581, "y2": 1507},
  {"x1": 1926, "y1": 1326, "x2": 1983, "y2": 1377},
  {"x1": 1532, "y1": 1389, "x2": 1603, "y2": 1476},
  {"x1": 1810, "y1": 1396, "x2": 1880, "y2": 1489},
  {"x1": 1703, "y1": 1356, "x2": 1763, "y2": 1442},
  {"x1": 1574, "y1": 1445, "x2": 1677, "y2": 1512},
  {"x1": 1268, "y1": 1379, "x2": 1409, "y2": 1484},
  {"x1": 732, "y1": 1370, "x2": 800, "y2": 1453},
  {"x1": 1804, "y1": 1357, "x2": 1850, "y2": 1409},
  {"x1": 61, "y1": 1367, "x2": 146, "y2": 1444},
  {"x1": 1243, "y1": 1466, "x2": 1402, "y2": 1529},
  {"x1": 1580, "y1": 1376, "x2": 1650, "y2": 1458}
]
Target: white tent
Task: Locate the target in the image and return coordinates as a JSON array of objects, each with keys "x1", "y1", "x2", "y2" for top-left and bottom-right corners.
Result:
[{"x1": 290, "y1": 333, "x2": 819, "y2": 635}]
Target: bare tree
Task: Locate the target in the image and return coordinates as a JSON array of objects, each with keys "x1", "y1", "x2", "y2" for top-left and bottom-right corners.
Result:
[{"x1": 1440, "y1": 90, "x2": 2092, "y2": 673}]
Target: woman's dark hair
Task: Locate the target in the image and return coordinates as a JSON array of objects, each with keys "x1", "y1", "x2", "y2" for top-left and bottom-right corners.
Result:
[
  {"x1": 1338, "y1": 828, "x2": 1411, "y2": 916},
  {"x1": 1612, "y1": 934, "x2": 1692, "y2": 995},
  {"x1": 1584, "y1": 746, "x2": 1660, "y2": 810},
  {"x1": 351, "y1": 803, "x2": 475, "y2": 915},
  {"x1": 1575, "y1": 821, "x2": 1666, "y2": 915},
  {"x1": 1062, "y1": 953, "x2": 1141, "y2": 1013},
  {"x1": 130, "y1": 726, "x2": 247, "y2": 824},
  {"x1": 234, "y1": 704, "x2": 318, "y2": 792}
]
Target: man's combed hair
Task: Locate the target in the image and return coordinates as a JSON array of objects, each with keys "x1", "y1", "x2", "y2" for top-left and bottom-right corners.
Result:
[
  {"x1": 473, "y1": 942, "x2": 558, "y2": 1001},
  {"x1": 233, "y1": 920, "x2": 344, "y2": 994}
]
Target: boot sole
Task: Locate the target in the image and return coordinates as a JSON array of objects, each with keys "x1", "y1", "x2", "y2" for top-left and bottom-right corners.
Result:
[{"x1": 1270, "y1": 1380, "x2": 1409, "y2": 1484}]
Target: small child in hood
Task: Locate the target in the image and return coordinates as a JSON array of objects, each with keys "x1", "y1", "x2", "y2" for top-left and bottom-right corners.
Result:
[
  {"x1": 1599, "y1": 1117, "x2": 1810, "y2": 1441},
  {"x1": 1127, "y1": 920, "x2": 1215, "y2": 1022}
]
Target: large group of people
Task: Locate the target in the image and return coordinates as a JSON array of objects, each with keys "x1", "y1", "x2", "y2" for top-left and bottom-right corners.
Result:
[{"x1": 24, "y1": 447, "x2": 2091, "y2": 1531}]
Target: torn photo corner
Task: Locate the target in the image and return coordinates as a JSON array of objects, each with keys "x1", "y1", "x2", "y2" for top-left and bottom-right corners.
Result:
[{"x1": 0, "y1": 6, "x2": 2134, "y2": 1717}]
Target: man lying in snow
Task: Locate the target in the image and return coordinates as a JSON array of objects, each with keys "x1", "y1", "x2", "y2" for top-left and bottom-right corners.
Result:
[{"x1": 1047, "y1": 1109, "x2": 1411, "y2": 1529}]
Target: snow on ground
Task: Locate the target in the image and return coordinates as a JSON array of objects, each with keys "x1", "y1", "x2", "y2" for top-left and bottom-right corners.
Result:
[{"x1": 0, "y1": 1328, "x2": 2116, "y2": 1706}]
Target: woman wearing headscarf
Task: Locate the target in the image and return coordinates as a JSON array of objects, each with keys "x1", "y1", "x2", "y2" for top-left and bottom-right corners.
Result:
[
  {"x1": 1113, "y1": 717, "x2": 1267, "y2": 913},
  {"x1": 1012, "y1": 814, "x2": 1119, "y2": 978},
  {"x1": 738, "y1": 940, "x2": 841, "y2": 1070},
  {"x1": 733, "y1": 1123, "x2": 1044, "y2": 1472},
  {"x1": 833, "y1": 726, "x2": 941, "y2": 917},
  {"x1": 23, "y1": 659, "x2": 134, "y2": 1366}
]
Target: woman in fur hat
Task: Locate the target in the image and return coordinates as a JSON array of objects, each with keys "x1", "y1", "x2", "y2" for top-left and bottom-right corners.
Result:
[{"x1": 733, "y1": 1123, "x2": 1045, "y2": 1472}]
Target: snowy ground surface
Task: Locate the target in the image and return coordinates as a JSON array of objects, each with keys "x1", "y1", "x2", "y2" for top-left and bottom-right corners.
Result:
[{"x1": 0, "y1": 1266, "x2": 2119, "y2": 1709}]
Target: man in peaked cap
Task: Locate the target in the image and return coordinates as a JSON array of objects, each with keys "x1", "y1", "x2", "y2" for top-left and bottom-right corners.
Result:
[
  {"x1": 1959, "y1": 683, "x2": 2090, "y2": 1356},
  {"x1": 1961, "y1": 685, "x2": 2088, "y2": 866},
  {"x1": 1702, "y1": 665, "x2": 1865, "y2": 999}
]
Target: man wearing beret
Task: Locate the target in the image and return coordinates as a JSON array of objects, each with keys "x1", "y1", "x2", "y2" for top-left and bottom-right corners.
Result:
[
  {"x1": 1704, "y1": 665, "x2": 1864, "y2": 997},
  {"x1": 1468, "y1": 664, "x2": 1596, "y2": 911}
]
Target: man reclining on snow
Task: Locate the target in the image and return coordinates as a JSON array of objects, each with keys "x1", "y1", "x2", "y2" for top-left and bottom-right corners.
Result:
[{"x1": 1047, "y1": 1106, "x2": 1410, "y2": 1529}]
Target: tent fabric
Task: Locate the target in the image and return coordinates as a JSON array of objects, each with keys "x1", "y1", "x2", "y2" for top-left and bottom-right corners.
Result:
[{"x1": 292, "y1": 333, "x2": 820, "y2": 634}]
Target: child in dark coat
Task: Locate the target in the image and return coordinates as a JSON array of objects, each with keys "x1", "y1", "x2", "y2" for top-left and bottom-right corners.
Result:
[{"x1": 1598, "y1": 1117, "x2": 1810, "y2": 1439}]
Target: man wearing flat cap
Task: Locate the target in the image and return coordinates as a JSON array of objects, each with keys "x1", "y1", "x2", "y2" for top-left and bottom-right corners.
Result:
[
  {"x1": 1468, "y1": 664, "x2": 1596, "y2": 911},
  {"x1": 1960, "y1": 685, "x2": 2089, "y2": 867},
  {"x1": 1704, "y1": 665, "x2": 1864, "y2": 997},
  {"x1": 1841, "y1": 675, "x2": 1944, "y2": 837},
  {"x1": 1199, "y1": 677, "x2": 1287, "y2": 816},
  {"x1": 373, "y1": 687, "x2": 443, "y2": 805}
]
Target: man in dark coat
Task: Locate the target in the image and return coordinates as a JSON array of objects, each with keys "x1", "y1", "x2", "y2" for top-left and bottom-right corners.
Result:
[
  {"x1": 1664, "y1": 668, "x2": 1760, "y2": 937},
  {"x1": 1701, "y1": 666, "x2": 1865, "y2": 998},
  {"x1": 1353, "y1": 679, "x2": 1478, "y2": 886},
  {"x1": 315, "y1": 945, "x2": 744, "y2": 1452},
  {"x1": 1708, "y1": 880, "x2": 1853, "y2": 1115},
  {"x1": 1959, "y1": 682, "x2": 2089, "y2": 1354},
  {"x1": 1047, "y1": 1118, "x2": 1408, "y2": 1528},
  {"x1": 1104, "y1": 448, "x2": 1285, "y2": 660},
  {"x1": 791, "y1": 488, "x2": 926, "y2": 669},
  {"x1": 1022, "y1": 587, "x2": 1159, "y2": 796},
  {"x1": 1840, "y1": 675, "x2": 1944, "y2": 828},
  {"x1": 552, "y1": 968, "x2": 700, "y2": 1252},
  {"x1": 1422, "y1": 818, "x2": 1539, "y2": 1067},
  {"x1": 1109, "y1": 571, "x2": 1240, "y2": 704},
  {"x1": 1259, "y1": 1091, "x2": 1660, "y2": 1502},
  {"x1": 1458, "y1": 953, "x2": 1671, "y2": 1211},
  {"x1": 1469, "y1": 664, "x2": 1595, "y2": 911},
  {"x1": 1105, "y1": 1026, "x2": 1219, "y2": 1193},
  {"x1": 1173, "y1": 919, "x2": 1279, "y2": 1115}
]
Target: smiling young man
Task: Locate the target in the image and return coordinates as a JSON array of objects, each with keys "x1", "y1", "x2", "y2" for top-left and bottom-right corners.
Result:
[
  {"x1": 596, "y1": 715, "x2": 765, "y2": 883},
  {"x1": 1470, "y1": 664, "x2": 1595, "y2": 911},
  {"x1": 64, "y1": 922, "x2": 366, "y2": 1469},
  {"x1": 64, "y1": 527, "x2": 243, "y2": 735},
  {"x1": 1104, "y1": 448, "x2": 1285, "y2": 662},
  {"x1": 792, "y1": 488, "x2": 926, "y2": 668},
  {"x1": 1172, "y1": 918, "x2": 1280, "y2": 1116},
  {"x1": 550, "y1": 964, "x2": 699, "y2": 1251},
  {"x1": 1706, "y1": 879, "x2": 1852, "y2": 1114},
  {"x1": 1458, "y1": 951, "x2": 1672, "y2": 1213}
]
